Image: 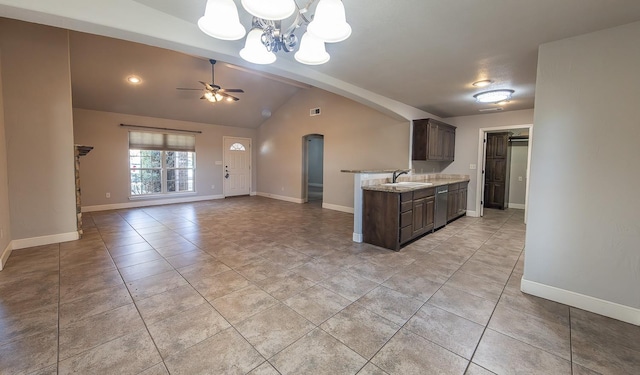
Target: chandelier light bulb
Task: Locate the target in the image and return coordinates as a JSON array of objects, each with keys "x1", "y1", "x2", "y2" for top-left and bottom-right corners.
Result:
[
  {"x1": 198, "y1": 0, "x2": 246, "y2": 41},
  {"x1": 307, "y1": 0, "x2": 351, "y2": 43},
  {"x1": 240, "y1": 28, "x2": 277, "y2": 64},
  {"x1": 241, "y1": 0, "x2": 296, "y2": 20},
  {"x1": 295, "y1": 32, "x2": 330, "y2": 65},
  {"x1": 474, "y1": 89, "x2": 514, "y2": 103}
]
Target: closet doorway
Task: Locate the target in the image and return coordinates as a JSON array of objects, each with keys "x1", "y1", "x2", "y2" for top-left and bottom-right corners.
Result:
[{"x1": 476, "y1": 125, "x2": 532, "y2": 222}]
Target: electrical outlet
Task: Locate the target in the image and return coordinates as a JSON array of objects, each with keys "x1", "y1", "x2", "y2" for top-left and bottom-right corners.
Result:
[
  {"x1": 518, "y1": 176, "x2": 523, "y2": 181},
  {"x1": 281, "y1": 187, "x2": 285, "y2": 191},
  {"x1": 105, "y1": 192, "x2": 111, "y2": 198},
  {"x1": 470, "y1": 164, "x2": 477, "y2": 170},
  {"x1": 211, "y1": 185, "x2": 215, "y2": 190}
]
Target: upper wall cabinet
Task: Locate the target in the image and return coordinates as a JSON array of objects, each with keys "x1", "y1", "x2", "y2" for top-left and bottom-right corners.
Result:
[{"x1": 412, "y1": 118, "x2": 456, "y2": 161}]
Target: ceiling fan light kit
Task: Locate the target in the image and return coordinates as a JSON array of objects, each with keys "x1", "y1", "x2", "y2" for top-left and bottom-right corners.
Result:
[
  {"x1": 198, "y1": 0, "x2": 350, "y2": 65},
  {"x1": 176, "y1": 59, "x2": 244, "y2": 103}
]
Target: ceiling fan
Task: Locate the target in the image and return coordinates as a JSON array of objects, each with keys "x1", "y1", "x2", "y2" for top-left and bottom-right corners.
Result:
[{"x1": 177, "y1": 59, "x2": 244, "y2": 102}]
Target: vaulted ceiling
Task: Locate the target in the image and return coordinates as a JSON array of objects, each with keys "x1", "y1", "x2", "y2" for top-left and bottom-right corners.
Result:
[{"x1": 2, "y1": 0, "x2": 640, "y2": 127}]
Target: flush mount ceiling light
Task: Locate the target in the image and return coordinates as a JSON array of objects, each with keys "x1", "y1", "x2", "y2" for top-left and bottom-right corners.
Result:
[
  {"x1": 126, "y1": 75, "x2": 142, "y2": 84},
  {"x1": 197, "y1": 0, "x2": 350, "y2": 65},
  {"x1": 474, "y1": 89, "x2": 514, "y2": 103},
  {"x1": 472, "y1": 79, "x2": 493, "y2": 87}
]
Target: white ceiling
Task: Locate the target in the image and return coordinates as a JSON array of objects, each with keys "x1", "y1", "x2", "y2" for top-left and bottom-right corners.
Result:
[{"x1": 2, "y1": 0, "x2": 640, "y2": 126}]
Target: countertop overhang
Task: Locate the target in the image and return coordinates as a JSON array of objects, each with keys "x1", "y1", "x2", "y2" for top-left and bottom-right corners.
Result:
[{"x1": 363, "y1": 177, "x2": 470, "y2": 193}]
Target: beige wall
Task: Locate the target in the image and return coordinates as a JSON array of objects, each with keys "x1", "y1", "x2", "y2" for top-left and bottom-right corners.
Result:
[
  {"x1": 440, "y1": 109, "x2": 535, "y2": 214},
  {"x1": 73, "y1": 109, "x2": 257, "y2": 208},
  {"x1": 0, "y1": 49, "x2": 12, "y2": 257},
  {"x1": 524, "y1": 21, "x2": 640, "y2": 316},
  {"x1": 257, "y1": 87, "x2": 409, "y2": 210},
  {"x1": 0, "y1": 19, "x2": 77, "y2": 241}
]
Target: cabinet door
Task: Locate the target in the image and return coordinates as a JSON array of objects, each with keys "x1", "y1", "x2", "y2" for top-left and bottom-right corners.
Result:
[
  {"x1": 447, "y1": 190, "x2": 458, "y2": 221},
  {"x1": 442, "y1": 127, "x2": 456, "y2": 161},
  {"x1": 412, "y1": 198, "x2": 426, "y2": 236},
  {"x1": 427, "y1": 123, "x2": 441, "y2": 160},
  {"x1": 457, "y1": 188, "x2": 467, "y2": 216},
  {"x1": 412, "y1": 120, "x2": 427, "y2": 160},
  {"x1": 425, "y1": 195, "x2": 435, "y2": 231}
]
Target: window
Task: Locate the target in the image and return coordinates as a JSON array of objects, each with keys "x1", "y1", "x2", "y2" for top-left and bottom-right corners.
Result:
[
  {"x1": 229, "y1": 142, "x2": 246, "y2": 151},
  {"x1": 129, "y1": 131, "x2": 196, "y2": 196}
]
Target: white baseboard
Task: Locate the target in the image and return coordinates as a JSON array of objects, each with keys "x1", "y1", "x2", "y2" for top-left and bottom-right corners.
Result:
[
  {"x1": 466, "y1": 210, "x2": 479, "y2": 217},
  {"x1": 322, "y1": 203, "x2": 354, "y2": 214},
  {"x1": 0, "y1": 241, "x2": 12, "y2": 270},
  {"x1": 82, "y1": 194, "x2": 224, "y2": 212},
  {"x1": 508, "y1": 203, "x2": 525, "y2": 210},
  {"x1": 352, "y1": 233, "x2": 363, "y2": 243},
  {"x1": 521, "y1": 278, "x2": 640, "y2": 326},
  {"x1": 250, "y1": 191, "x2": 257, "y2": 196},
  {"x1": 256, "y1": 192, "x2": 304, "y2": 204},
  {"x1": 12, "y1": 231, "x2": 80, "y2": 250}
]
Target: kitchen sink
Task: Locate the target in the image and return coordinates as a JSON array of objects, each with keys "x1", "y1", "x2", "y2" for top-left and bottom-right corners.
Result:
[{"x1": 381, "y1": 181, "x2": 433, "y2": 187}]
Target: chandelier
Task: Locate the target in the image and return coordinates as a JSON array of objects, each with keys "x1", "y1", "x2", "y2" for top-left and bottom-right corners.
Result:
[{"x1": 197, "y1": 0, "x2": 351, "y2": 65}]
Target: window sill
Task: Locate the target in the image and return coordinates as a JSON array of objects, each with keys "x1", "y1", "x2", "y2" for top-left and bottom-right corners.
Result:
[{"x1": 129, "y1": 192, "x2": 197, "y2": 201}]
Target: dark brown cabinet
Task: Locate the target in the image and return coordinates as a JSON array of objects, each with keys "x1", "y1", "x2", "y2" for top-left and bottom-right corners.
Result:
[
  {"x1": 363, "y1": 181, "x2": 468, "y2": 251},
  {"x1": 447, "y1": 182, "x2": 469, "y2": 221},
  {"x1": 412, "y1": 118, "x2": 456, "y2": 162},
  {"x1": 484, "y1": 132, "x2": 510, "y2": 209},
  {"x1": 363, "y1": 187, "x2": 435, "y2": 251}
]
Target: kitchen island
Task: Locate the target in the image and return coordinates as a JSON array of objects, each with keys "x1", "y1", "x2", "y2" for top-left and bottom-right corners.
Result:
[{"x1": 362, "y1": 175, "x2": 469, "y2": 251}]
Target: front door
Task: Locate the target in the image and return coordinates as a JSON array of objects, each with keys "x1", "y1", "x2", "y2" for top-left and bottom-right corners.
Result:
[{"x1": 223, "y1": 137, "x2": 251, "y2": 197}]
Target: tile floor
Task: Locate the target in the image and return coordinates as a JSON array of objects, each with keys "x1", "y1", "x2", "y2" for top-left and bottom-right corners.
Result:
[{"x1": 1, "y1": 196, "x2": 639, "y2": 374}]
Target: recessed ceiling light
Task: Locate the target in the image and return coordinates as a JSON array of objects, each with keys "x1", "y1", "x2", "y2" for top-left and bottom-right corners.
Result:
[
  {"x1": 474, "y1": 89, "x2": 514, "y2": 103},
  {"x1": 127, "y1": 75, "x2": 142, "y2": 84},
  {"x1": 472, "y1": 80, "x2": 493, "y2": 87}
]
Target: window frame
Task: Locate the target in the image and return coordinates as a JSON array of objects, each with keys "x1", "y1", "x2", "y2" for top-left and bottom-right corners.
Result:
[{"x1": 128, "y1": 129, "x2": 197, "y2": 198}]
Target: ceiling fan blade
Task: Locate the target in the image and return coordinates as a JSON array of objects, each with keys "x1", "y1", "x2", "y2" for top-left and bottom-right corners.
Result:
[
  {"x1": 219, "y1": 92, "x2": 240, "y2": 102},
  {"x1": 199, "y1": 81, "x2": 215, "y2": 91},
  {"x1": 176, "y1": 88, "x2": 202, "y2": 90},
  {"x1": 219, "y1": 88, "x2": 244, "y2": 93}
]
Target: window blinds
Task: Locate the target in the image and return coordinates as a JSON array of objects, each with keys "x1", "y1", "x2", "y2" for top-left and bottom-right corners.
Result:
[{"x1": 128, "y1": 131, "x2": 195, "y2": 152}]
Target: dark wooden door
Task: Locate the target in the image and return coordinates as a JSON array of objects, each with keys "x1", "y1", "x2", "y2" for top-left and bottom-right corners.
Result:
[{"x1": 484, "y1": 132, "x2": 510, "y2": 209}]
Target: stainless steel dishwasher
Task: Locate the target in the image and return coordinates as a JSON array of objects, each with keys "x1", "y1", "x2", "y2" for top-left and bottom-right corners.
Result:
[{"x1": 434, "y1": 186, "x2": 448, "y2": 230}]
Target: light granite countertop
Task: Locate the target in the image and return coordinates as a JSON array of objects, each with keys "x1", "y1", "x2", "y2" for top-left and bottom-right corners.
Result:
[
  {"x1": 362, "y1": 176, "x2": 470, "y2": 193},
  {"x1": 340, "y1": 169, "x2": 402, "y2": 174}
]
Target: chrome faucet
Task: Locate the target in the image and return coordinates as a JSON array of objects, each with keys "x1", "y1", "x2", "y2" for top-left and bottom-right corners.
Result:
[{"x1": 392, "y1": 170, "x2": 409, "y2": 183}]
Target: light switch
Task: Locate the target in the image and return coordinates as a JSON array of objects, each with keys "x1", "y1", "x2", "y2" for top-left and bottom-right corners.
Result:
[
  {"x1": 470, "y1": 164, "x2": 477, "y2": 170},
  {"x1": 518, "y1": 176, "x2": 523, "y2": 181}
]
